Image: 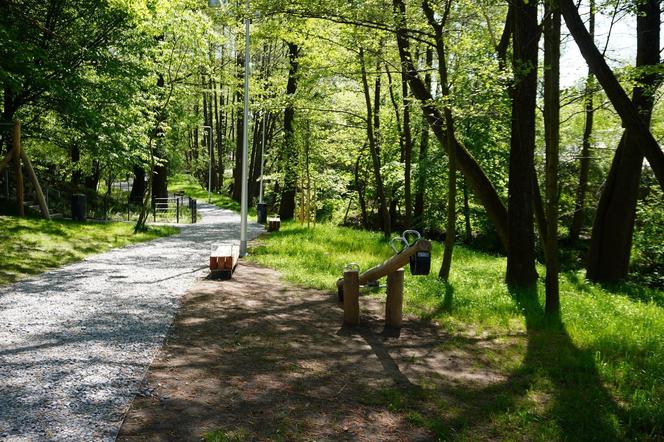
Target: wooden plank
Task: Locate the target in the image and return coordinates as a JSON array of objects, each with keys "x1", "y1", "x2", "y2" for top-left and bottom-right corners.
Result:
[{"x1": 335, "y1": 239, "x2": 431, "y2": 289}]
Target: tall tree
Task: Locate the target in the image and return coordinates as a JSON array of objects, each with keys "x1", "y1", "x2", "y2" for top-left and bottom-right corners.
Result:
[
  {"x1": 393, "y1": 0, "x2": 509, "y2": 249},
  {"x1": 420, "y1": 0, "x2": 457, "y2": 280},
  {"x1": 568, "y1": 0, "x2": 595, "y2": 243},
  {"x1": 505, "y1": 0, "x2": 539, "y2": 289},
  {"x1": 559, "y1": 0, "x2": 664, "y2": 191},
  {"x1": 586, "y1": 0, "x2": 661, "y2": 283},
  {"x1": 359, "y1": 47, "x2": 390, "y2": 236},
  {"x1": 544, "y1": 0, "x2": 561, "y2": 312},
  {"x1": 413, "y1": 47, "x2": 433, "y2": 229},
  {"x1": 279, "y1": 41, "x2": 301, "y2": 220}
]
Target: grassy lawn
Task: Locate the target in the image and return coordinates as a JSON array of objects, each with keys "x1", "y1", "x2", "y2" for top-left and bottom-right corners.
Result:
[
  {"x1": 169, "y1": 174, "x2": 256, "y2": 216},
  {"x1": 0, "y1": 216, "x2": 178, "y2": 286},
  {"x1": 248, "y1": 221, "x2": 664, "y2": 440}
]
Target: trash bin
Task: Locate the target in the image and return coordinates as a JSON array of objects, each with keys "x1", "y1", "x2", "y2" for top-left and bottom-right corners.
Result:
[
  {"x1": 71, "y1": 194, "x2": 87, "y2": 221},
  {"x1": 256, "y1": 203, "x2": 268, "y2": 224}
]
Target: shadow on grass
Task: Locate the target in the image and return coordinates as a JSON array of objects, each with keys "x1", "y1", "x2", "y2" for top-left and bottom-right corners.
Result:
[
  {"x1": 117, "y1": 266, "x2": 633, "y2": 441},
  {"x1": 506, "y1": 287, "x2": 622, "y2": 439}
]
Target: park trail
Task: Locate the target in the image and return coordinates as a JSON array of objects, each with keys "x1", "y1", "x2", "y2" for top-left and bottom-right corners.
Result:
[
  {"x1": 117, "y1": 263, "x2": 507, "y2": 441},
  {"x1": 0, "y1": 204, "x2": 263, "y2": 441}
]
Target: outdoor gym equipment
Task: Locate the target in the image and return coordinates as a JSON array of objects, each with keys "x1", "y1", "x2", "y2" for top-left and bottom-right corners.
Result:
[{"x1": 336, "y1": 230, "x2": 432, "y2": 327}]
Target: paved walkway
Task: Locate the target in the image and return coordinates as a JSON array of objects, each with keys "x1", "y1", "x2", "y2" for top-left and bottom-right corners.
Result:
[{"x1": 0, "y1": 204, "x2": 263, "y2": 441}]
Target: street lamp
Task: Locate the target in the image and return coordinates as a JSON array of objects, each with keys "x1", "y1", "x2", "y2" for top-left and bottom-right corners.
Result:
[
  {"x1": 209, "y1": 0, "x2": 250, "y2": 257},
  {"x1": 202, "y1": 125, "x2": 213, "y2": 203}
]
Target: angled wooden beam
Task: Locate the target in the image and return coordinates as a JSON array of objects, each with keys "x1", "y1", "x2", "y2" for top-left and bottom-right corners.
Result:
[
  {"x1": 14, "y1": 121, "x2": 24, "y2": 217},
  {"x1": 20, "y1": 149, "x2": 50, "y2": 220}
]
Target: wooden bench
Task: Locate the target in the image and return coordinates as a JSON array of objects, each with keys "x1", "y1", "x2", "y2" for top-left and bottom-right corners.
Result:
[{"x1": 209, "y1": 244, "x2": 240, "y2": 279}]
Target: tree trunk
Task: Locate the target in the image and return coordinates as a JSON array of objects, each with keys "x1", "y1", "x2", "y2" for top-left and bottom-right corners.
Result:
[
  {"x1": 586, "y1": 0, "x2": 660, "y2": 283},
  {"x1": 70, "y1": 144, "x2": 81, "y2": 189},
  {"x1": 232, "y1": 51, "x2": 244, "y2": 202},
  {"x1": 129, "y1": 166, "x2": 145, "y2": 204},
  {"x1": 215, "y1": 78, "x2": 224, "y2": 190},
  {"x1": 355, "y1": 148, "x2": 369, "y2": 229},
  {"x1": 279, "y1": 42, "x2": 300, "y2": 220},
  {"x1": 402, "y1": 63, "x2": 414, "y2": 227},
  {"x1": 560, "y1": 0, "x2": 664, "y2": 191},
  {"x1": 463, "y1": 178, "x2": 472, "y2": 242},
  {"x1": 506, "y1": 0, "x2": 539, "y2": 289},
  {"x1": 359, "y1": 47, "x2": 390, "y2": 236},
  {"x1": 544, "y1": 0, "x2": 561, "y2": 313},
  {"x1": 421, "y1": 0, "x2": 457, "y2": 279}
]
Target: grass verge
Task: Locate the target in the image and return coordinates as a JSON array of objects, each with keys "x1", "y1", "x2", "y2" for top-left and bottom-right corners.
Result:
[
  {"x1": 248, "y1": 221, "x2": 664, "y2": 440},
  {"x1": 0, "y1": 216, "x2": 178, "y2": 286}
]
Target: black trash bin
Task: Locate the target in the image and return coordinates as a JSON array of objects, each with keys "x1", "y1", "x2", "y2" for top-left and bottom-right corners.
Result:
[
  {"x1": 256, "y1": 203, "x2": 268, "y2": 224},
  {"x1": 71, "y1": 194, "x2": 87, "y2": 221}
]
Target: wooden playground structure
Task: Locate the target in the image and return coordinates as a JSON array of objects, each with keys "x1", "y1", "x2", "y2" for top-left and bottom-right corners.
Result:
[
  {"x1": 337, "y1": 231, "x2": 432, "y2": 328},
  {"x1": 0, "y1": 121, "x2": 50, "y2": 219}
]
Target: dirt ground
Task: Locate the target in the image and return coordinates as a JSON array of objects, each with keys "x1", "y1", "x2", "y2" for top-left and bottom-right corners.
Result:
[{"x1": 117, "y1": 263, "x2": 507, "y2": 441}]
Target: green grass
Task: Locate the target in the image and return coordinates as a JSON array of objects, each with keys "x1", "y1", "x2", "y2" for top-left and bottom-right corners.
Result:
[
  {"x1": 169, "y1": 174, "x2": 256, "y2": 216},
  {"x1": 248, "y1": 221, "x2": 664, "y2": 440},
  {"x1": 0, "y1": 215, "x2": 178, "y2": 286}
]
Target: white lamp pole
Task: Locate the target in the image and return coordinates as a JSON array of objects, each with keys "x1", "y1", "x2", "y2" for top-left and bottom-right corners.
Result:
[
  {"x1": 209, "y1": 0, "x2": 250, "y2": 256},
  {"x1": 239, "y1": 0, "x2": 250, "y2": 256},
  {"x1": 202, "y1": 125, "x2": 213, "y2": 203}
]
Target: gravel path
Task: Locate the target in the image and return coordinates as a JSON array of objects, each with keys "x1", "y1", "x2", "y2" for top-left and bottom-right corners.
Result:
[{"x1": 0, "y1": 204, "x2": 263, "y2": 441}]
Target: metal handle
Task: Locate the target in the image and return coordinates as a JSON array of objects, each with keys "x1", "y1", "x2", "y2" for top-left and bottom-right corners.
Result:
[
  {"x1": 344, "y1": 262, "x2": 360, "y2": 273},
  {"x1": 390, "y1": 236, "x2": 409, "y2": 255},
  {"x1": 402, "y1": 230, "x2": 421, "y2": 246}
]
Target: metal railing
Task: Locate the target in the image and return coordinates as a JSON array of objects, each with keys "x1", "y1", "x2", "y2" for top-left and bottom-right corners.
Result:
[{"x1": 151, "y1": 195, "x2": 197, "y2": 224}]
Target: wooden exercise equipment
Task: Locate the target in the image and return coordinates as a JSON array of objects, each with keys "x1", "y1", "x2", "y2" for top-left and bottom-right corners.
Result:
[
  {"x1": 337, "y1": 236, "x2": 432, "y2": 327},
  {"x1": 0, "y1": 121, "x2": 50, "y2": 219}
]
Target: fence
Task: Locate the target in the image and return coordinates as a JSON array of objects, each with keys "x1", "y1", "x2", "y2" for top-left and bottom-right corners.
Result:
[{"x1": 152, "y1": 195, "x2": 197, "y2": 224}]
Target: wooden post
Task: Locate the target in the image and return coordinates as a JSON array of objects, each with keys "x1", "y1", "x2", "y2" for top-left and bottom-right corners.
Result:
[
  {"x1": 385, "y1": 268, "x2": 404, "y2": 328},
  {"x1": 343, "y1": 269, "x2": 360, "y2": 326},
  {"x1": 14, "y1": 121, "x2": 24, "y2": 217}
]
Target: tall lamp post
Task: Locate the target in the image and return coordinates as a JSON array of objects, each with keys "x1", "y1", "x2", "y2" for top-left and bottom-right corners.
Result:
[
  {"x1": 202, "y1": 125, "x2": 213, "y2": 203},
  {"x1": 209, "y1": 0, "x2": 250, "y2": 256}
]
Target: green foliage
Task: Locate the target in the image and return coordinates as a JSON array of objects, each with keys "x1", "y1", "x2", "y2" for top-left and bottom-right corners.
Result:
[
  {"x1": 632, "y1": 184, "x2": 664, "y2": 288},
  {"x1": 0, "y1": 215, "x2": 177, "y2": 286},
  {"x1": 249, "y1": 222, "x2": 664, "y2": 439}
]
